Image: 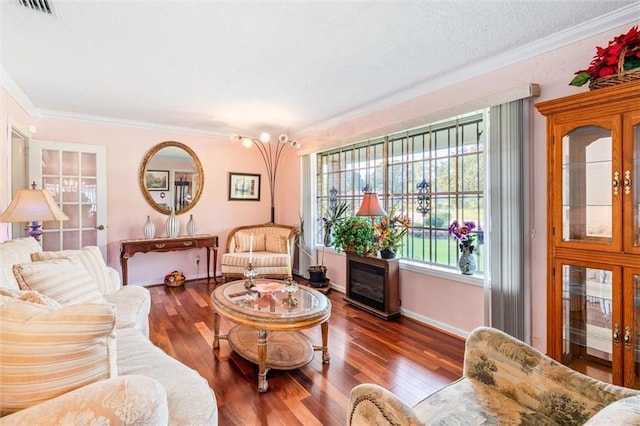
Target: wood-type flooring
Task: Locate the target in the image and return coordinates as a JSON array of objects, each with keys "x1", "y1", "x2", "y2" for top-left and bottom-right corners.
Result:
[{"x1": 148, "y1": 278, "x2": 465, "y2": 425}]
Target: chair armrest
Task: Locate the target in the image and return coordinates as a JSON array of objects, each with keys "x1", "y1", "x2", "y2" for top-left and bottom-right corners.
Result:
[
  {"x1": 585, "y1": 395, "x2": 640, "y2": 425},
  {"x1": 1, "y1": 375, "x2": 168, "y2": 425},
  {"x1": 464, "y1": 327, "x2": 639, "y2": 418},
  {"x1": 347, "y1": 383, "x2": 423, "y2": 426}
]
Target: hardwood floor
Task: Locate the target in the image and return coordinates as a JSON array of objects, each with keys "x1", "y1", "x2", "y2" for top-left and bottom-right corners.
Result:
[{"x1": 148, "y1": 278, "x2": 464, "y2": 425}]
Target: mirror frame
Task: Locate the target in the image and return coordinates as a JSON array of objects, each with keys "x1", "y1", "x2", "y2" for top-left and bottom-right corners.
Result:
[{"x1": 139, "y1": 141, "x2": 204, "y2": 215}]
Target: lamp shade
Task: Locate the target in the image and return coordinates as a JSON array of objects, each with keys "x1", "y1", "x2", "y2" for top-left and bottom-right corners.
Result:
[
  {"x1": 0, "y1": 188, "x2": 69, "y2": 223},
  {"x1": 356, "y1": 192, "x2": 387, "y2": 217}
]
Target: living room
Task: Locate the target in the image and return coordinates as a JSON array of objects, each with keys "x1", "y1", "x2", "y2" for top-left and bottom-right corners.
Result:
[{"x1": 1, "y1": 1, "x2": 640, "y2": 424}]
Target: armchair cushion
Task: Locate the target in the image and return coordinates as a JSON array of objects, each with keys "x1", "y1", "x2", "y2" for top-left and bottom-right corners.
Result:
[
  {"x1": 266, "y1": 235, "x2": 288, "y2": 253},
  {"x1": 13, "y1": 257, "x2": 107, "y2": 305},
  {"x1": 0, "y1": 299, "x2": 117, "y2": 415},
  {"x1": 235, "y1": 231, "x2": 265, "y2": 252}
]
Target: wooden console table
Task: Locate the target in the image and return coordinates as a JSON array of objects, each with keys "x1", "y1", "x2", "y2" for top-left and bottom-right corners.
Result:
[{"x1": 120, "y1": 234, "x2": 218, "y2": 285}]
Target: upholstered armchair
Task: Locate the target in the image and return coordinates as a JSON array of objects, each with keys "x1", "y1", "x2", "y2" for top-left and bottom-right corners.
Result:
[
  {"x1": 220, "y1": 223, "x2": 296, "y2": 282},
  {"x1": 348, "y1": 326, "x2": 640, "y2": 425}
]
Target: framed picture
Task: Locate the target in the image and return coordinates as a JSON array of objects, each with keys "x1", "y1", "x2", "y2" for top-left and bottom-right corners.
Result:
[
  {"x1": 228, "y1": 172, "x2": 261, "y2": 201},
  {"x1": 146, "y1": 170, "x2": 169, "y2": 191}
]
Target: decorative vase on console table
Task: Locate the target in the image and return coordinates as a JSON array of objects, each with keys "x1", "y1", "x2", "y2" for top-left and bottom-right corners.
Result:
[
  {"x1": 166, "y1": 208, "x2": 179, "y2": 238},
  {"x1": 143, "y1": 215, "x2": 156, "y2": 239},
  {"x1": 186, "y1": 214, "x2": 197, "y2": 236}
]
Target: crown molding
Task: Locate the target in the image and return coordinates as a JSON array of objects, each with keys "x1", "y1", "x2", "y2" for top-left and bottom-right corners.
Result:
[
  {"x1": 297, "y1": 4, "x2": 640, "y2": 137},
  {"x1": 0, "y1": 67, "x2": 39, "y2": 118},
  {"x1": 37, "y1": 109, "x2": 229, "y2": 138}
]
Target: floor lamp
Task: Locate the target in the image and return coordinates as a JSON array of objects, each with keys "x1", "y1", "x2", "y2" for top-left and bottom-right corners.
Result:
[
  {"x1": 230, "y1": 132, "x2": 299, "y2": 223},
  {"x1": 0, "y1": 182, "x2": 69, "y2": 242}
]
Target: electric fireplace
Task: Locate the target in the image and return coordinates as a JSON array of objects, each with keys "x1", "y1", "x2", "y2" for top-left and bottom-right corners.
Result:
[{"x1": 344, "y1": 252, "x2": 400, "y2": 319}]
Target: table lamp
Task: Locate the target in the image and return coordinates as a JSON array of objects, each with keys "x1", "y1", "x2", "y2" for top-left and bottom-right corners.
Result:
[
  {"x1": 0, "y1": 182, "x2": 69, "y2": 241},
  {"x1": 356, "y1": 191, "x2": 387, "y2": 219}
]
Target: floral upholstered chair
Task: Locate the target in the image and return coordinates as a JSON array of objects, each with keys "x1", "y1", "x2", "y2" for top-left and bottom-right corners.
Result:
[{"x1": 348, "y1": 326, "x2": 640, "y2": 425}]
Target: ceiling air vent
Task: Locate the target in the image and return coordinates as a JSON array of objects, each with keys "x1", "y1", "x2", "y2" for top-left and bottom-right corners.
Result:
[{"x1": 18, "y1": 0, "x2": 55, "y2": 15}]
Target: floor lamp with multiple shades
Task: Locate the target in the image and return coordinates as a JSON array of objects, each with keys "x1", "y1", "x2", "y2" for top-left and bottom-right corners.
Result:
[
  {"x1": 230, "y1": 132, "x2": 299, "y2": 224},
  {"x1": 0, "y1": 182, "x2": 69, "y2": 242}
]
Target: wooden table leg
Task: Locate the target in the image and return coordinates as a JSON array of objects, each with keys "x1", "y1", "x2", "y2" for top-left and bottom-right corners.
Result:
[
  {"x1": 212, "y1": 312, "x2": 220, "y2": 349},
  {"x1": 120, "y1": 253, "x2": 129, "y2": 286},
  {"x1": 321, "y1": 321, "x2": 330, "y2": 363},
  {"x1": 257, "y1": 329, "x2": 269, "y2": 392}
]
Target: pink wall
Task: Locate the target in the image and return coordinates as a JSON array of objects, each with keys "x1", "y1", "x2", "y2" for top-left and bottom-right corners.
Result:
[
  {"x1": 6, "y1": 117, "x2": 300, "y2": 286},
  {"x1": 0, "y1": 87, "x2": 32, "y2": 242}
]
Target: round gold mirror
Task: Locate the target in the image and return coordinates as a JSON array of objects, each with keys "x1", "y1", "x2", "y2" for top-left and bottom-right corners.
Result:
[{"x1": 139, "y1": 141, "x2": 204, "y2": 215}]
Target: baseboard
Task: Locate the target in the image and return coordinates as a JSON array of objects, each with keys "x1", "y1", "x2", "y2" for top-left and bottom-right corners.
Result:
[{"x1": 329, "y1": 282, "x2": 467, "y2": 340}]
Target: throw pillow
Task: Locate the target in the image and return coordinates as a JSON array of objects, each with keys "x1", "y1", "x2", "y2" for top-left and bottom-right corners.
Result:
[
  {"x1": 13, "y1": 257, "x2": 107, "y2": 305},
  {"x1": 31, "y1": 246, "x2": 113, "y2": 295},
  {"x1": 265, "y1": 235, "x2": 288, "y2": 254},
  {"x1": 235, "y1": 232, "x2": 266, "y2": 252},
  {"x1": 0, "y1": 300, "x2": 117, "y2": 415},
  {"x1": 0, "y1": 288, "x2": 62, "y2": 309},
  {"x1": 0, "y1": 237, "x2": 42, "y2": 292}
]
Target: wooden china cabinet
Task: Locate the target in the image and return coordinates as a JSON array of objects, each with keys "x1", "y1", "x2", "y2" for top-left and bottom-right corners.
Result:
[{"x1": 536, "y1": 80, "x2": 640, "y2": 389}]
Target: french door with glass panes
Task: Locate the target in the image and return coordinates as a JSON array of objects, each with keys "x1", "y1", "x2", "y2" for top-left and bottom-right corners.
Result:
[
  {"x1": 29, "y1": 140, "x2": 107, "y2": 254},
  {"x1": 537, "y1": 80, "x2": 640, "y2": 389}
]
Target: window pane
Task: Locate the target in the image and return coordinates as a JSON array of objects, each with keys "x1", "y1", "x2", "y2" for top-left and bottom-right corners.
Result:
[{"x1": 317, "y1": 112, "x2": 485, "y2": 273}]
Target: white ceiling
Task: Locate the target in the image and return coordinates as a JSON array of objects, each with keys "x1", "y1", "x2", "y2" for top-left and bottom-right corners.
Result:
[{"x1": 1, "y1": 1, "x2": 639, "y2": 142}]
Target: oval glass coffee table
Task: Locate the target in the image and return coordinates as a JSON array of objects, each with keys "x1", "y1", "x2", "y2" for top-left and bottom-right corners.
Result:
[{"x1": 211, "y1": 279, "x2": 331, "y2": 392}]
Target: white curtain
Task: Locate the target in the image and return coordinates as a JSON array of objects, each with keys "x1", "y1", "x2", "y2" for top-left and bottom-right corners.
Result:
[
  {"x1": 298, "y1": 154, "x2": 317, "y2": 277},
  {"x1": 486, "y1": 98, "x2": 532, "y2": 342}
]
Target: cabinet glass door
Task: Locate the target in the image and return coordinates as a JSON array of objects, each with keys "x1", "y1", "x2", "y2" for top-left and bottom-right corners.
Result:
[
  {"x1": 560, "y1": 262, "x2": 622, "y2": 384},
  {"x1": 623, "y1": 112, "x2": 640, "y2": 253},
  {"x1": 624, "y1": 269, "x2": 640, "y2": 389},
  {"x1": 561, "y1": 125, "x2": 614, "y2": 247}
]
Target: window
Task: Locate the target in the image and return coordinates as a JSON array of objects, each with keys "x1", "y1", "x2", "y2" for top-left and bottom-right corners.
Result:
[{"x1": 317, "y1": 111, "x2": 486, "y2": 273}]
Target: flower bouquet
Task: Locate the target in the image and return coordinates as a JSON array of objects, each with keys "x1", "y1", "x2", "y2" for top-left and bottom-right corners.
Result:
[
  {"x1": 373, "y1": 206, "x2": 410, "y2": 258},
  {"x1": 570, "y1": 25, "x2": 640, "y2": 90},
  {"x1": 449, "y1": 220, "x2": 477, "y2": 275},
  {"x1": 449, "y1": 220, "x2": 476, "y2": 247}
]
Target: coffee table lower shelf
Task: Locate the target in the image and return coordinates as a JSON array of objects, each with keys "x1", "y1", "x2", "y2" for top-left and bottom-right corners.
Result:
[{"x1": 227, "y1": 325, "x2": 315, "y2": 371}]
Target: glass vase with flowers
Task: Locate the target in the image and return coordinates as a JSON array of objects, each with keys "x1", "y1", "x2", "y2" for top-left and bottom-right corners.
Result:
[{"x1": 448, "y1": 220, "x2": 477, "y2": 275}]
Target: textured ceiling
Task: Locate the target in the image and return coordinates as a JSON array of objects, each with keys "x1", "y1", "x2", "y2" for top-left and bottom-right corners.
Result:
[{"x1": 1, "y1": 1, "x2": 639, "y2": 140}]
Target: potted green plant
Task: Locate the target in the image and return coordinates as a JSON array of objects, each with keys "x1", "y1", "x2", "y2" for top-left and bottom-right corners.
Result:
[
  {"x1": 322, "y1": 201, "x2": 349, "y2": 247},
  {"x1": 332, "y1": 216, "x2": 375, "y2": 257},
  {"x1": 373, "y1": 206, "x2": 410, "y2": 259}
]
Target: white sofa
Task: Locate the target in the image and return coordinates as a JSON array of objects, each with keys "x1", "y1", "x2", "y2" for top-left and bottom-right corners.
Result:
[
  {"x1": 220, "y1": 223, "x2": 296, "y2": 282},
  {"x1": 0, "y1": 237, "x2": 217, "y2": 425}
]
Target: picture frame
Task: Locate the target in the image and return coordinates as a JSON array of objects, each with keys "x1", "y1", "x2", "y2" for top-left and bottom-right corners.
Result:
[
  {"x1": 146, "y1": 170, "x2": 169, "y2": 191},
  {"x1": 228, "y1": 172, "x2": 261, "y2": 201}
]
